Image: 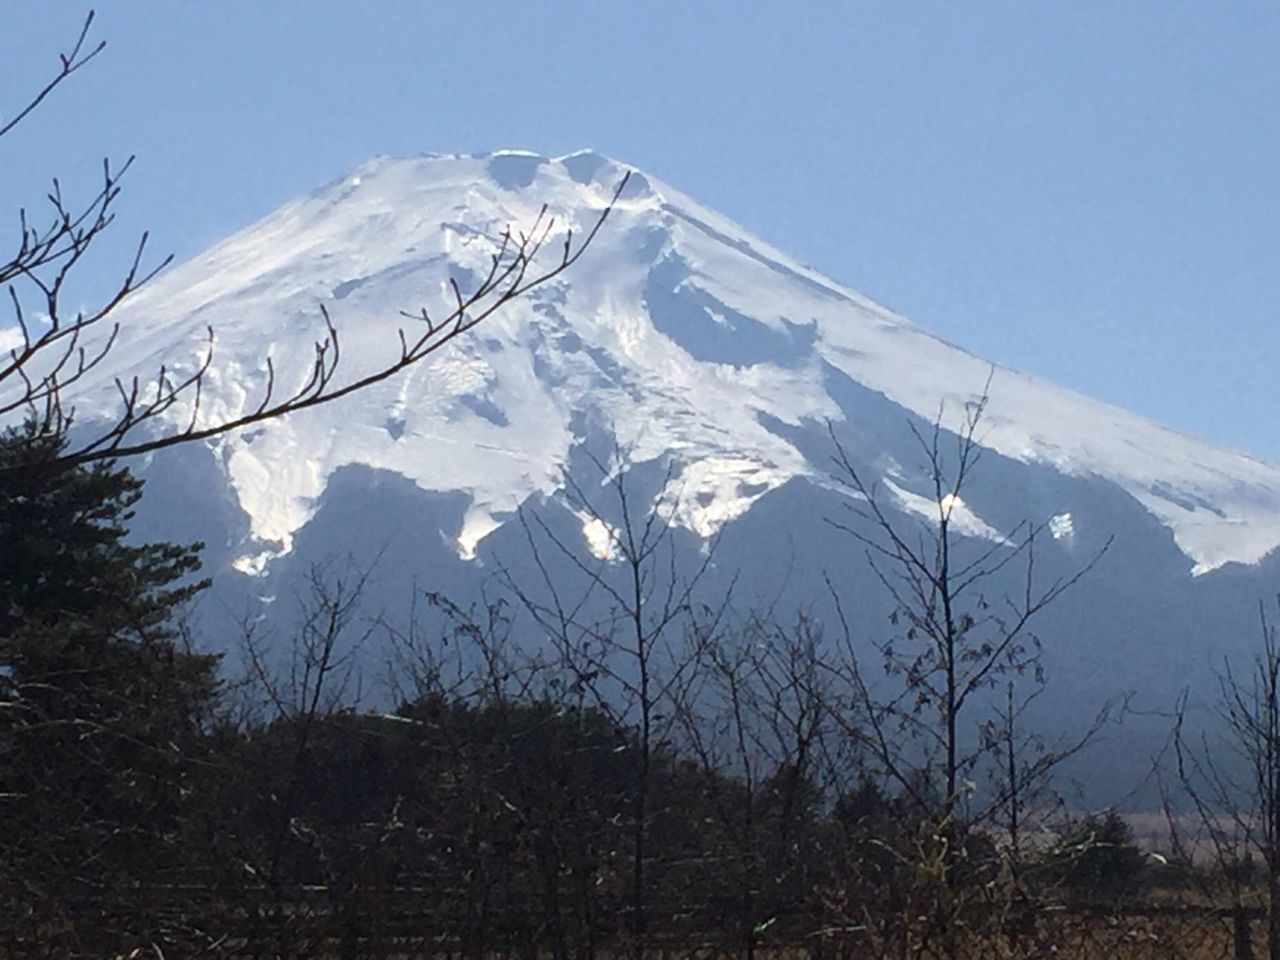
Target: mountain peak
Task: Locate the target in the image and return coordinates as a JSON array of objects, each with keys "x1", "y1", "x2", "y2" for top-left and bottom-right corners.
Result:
[{"x1": 38, "y1": 149, "x2": 1280, "y2": 576}]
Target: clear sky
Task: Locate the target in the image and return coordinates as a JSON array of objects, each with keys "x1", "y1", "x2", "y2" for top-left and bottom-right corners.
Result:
[{"x1": 3, "y1": 3, "x2": 1278, "y2": 458}]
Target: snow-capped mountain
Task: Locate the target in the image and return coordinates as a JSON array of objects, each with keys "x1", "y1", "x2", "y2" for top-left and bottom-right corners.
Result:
[
  {"x1": 15, "y1": 148, "x2": 1280, "y2": 800},
  {"x1": 53, "y1": 149, "x2": 1280, "y2": 578}
]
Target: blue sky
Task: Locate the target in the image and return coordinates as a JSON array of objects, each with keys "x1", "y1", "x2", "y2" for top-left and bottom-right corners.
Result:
[{"x1": 3, "y1": 3, "x2": 1278, "y2": 457}]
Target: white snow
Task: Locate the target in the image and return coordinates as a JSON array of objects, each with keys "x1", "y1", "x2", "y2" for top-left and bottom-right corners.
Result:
[
  {"x1": 884, "y1": 483, "x2": 1005, "y2": 543},
  {"x1": 1049, "y1": 512, "x2": 1075, "y2": 542},
  {"x1": 578, "y1": 514, "x2": 618, "y2": 562},
  {"x1": 8, "y1": 149, "x2": 1280, "y2": 575}
]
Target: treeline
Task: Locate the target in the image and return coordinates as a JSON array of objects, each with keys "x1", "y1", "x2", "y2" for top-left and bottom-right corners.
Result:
[{"x1": 7, "y1": 696, "x2": 1158, "y2": 959}]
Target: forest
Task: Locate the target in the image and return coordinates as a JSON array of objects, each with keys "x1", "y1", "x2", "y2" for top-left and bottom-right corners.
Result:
[{"x1": 3, "y1": 420, "x2": 1280, "y2": 960}]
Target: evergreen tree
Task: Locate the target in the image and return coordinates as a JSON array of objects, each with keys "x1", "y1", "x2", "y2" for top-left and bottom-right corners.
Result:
[
  {"x1": 1054, "y1": 810, "x2": 1147, "y2": 900},
  {"x1": 0, "y1": 423, "x2": 219, "y2": 955}
]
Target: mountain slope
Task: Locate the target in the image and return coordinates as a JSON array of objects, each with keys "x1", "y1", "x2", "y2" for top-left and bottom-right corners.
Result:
[{"x1": 41, "y1": 149, "x2": 1280, "y2": 576}]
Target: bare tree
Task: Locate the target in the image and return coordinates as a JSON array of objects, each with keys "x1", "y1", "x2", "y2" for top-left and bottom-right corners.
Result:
[
  {"x1": 823, "y1": 387, "x2": 1110, "y2": 958},
  {"x1": 501, "y1": 444, "x2": 728, "y2": 960},
  {"x1": 232, "y1": 560, "x2": 381, "y2": 958},
  {"x1": 671, "y1": 612, "x2": 836, "y2": 959},
  {"x1": 1, "y1": 11, "x2": 627, "y2": 475},
  {"x1": 1169, "y1": 599, "x2": 1280, "y2": 960}
]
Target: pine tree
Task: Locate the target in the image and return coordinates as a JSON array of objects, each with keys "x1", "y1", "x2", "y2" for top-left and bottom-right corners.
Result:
[{"x1": 0, "y1": 423, "x2": 219, "y2": 955}]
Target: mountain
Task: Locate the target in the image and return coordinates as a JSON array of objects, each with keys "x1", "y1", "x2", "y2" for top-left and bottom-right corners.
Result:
[
  {"x1": 64, "y1": 149, "x2": 1280, "y2": 576},
  {"x1": 20, "y1": 149, "x2": 1280, "y2": 799}
]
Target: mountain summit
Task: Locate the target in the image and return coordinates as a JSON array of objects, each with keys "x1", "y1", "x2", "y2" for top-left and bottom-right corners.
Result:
[{"x1": 74, "y1": 149, "x2": 1280, "y2": 578}]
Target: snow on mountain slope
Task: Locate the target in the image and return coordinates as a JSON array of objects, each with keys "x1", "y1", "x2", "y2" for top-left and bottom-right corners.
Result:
[{"x1": 28, "y1": 149, "x2": 1280, "y2": 574}]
